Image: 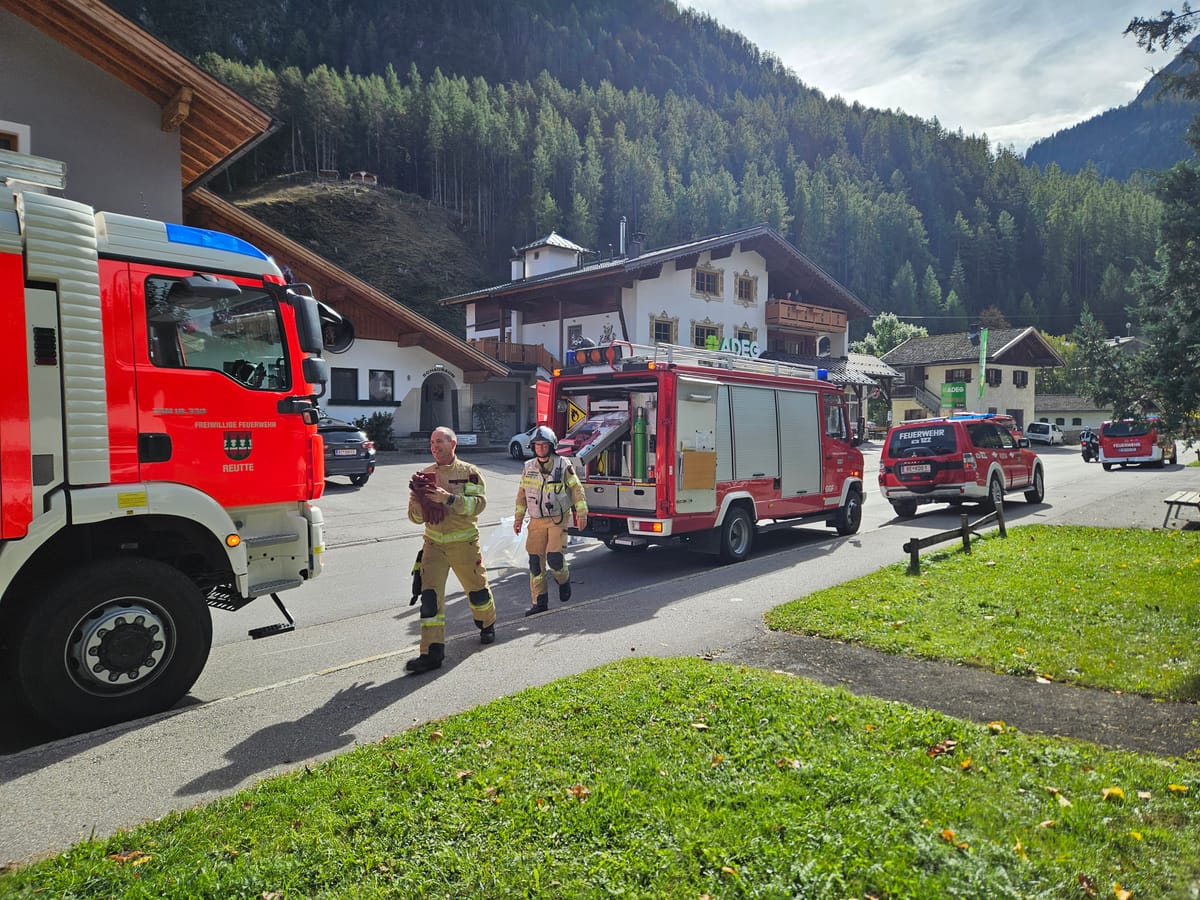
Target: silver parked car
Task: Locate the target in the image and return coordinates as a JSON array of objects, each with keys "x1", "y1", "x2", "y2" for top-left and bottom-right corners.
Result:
[{"x1": 508, "y1": 425, "x2": 541, "y2": 460}]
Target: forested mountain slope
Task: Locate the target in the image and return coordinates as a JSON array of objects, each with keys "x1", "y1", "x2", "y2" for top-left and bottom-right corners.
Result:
[
  {"x1": 1025, "y1": 36, "x2": 1200, "y2": 180},
  {"x1": 110, "y1": 0, "x2": 1163, "y2": 338}
]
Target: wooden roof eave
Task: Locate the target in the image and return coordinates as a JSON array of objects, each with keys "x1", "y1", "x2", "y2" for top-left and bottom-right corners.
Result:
[
  {"x1": 183, "y1": 189, "x2": 506, "y2": 378},
  {"x1": 1, "y1": 0, "x2": 272, "y2": 188}
]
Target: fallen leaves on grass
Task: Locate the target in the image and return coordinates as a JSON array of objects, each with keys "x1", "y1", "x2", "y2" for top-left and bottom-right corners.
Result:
[
  {"x1": 1102, "y1": 786, "x2": 1126, "y2": 803},
  {"x1": 927, "y1": 739, "x2": 957, "y2": 758},
  {"x1": 107, "y1": 850, "x2": 151, "y2": 866},
  {"x1": 939, "y1": 828, "x2": 968, "y2": 850}
]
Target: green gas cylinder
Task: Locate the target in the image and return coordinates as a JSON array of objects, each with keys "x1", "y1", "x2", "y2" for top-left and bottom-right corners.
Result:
[{"x1": 632, "y1": 406, "x2": 648, "y2": 481}]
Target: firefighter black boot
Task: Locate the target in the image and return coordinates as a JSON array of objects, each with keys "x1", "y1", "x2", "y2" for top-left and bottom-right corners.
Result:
[
  {"x1": 557, "y1": 579, "x2": 572, "y2": 603},
  {"x1": 405, "y1": 643, "x2": 444, "y2": 674},
  {"x1": 478, "y1": 621, "x2": 496, "y2": 644},
  {"x1": 524, "y1": 594, "x2": 549, "y2": 617}
]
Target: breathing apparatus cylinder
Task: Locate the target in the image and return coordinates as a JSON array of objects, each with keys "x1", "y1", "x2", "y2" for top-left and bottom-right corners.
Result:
[{"x1": 632, "y1": 406, "x2": 648, "y2": 481}]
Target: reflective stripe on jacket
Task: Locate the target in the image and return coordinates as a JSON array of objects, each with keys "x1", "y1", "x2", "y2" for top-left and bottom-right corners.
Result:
[
  {"x1": 407, "y1": 458, "x2": 487, "y2": 541},
  {"x1": 515, "y1": 456, "x2": 586, "y2": 523}
]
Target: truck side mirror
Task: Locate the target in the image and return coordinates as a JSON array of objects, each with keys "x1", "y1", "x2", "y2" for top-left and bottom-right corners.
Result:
[
  {"x1": 289, "y1": 290, "x2": 324, "y2": 355},
  {"x1": 303, "y1": 355, "x2": 329, "y2": 389}
]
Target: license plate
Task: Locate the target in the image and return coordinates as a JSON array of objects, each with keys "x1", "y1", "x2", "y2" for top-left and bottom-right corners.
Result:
[
  {"x1": 902, "y1": 463, "x2": 931, "y2": 474},
  {"x1": 334, "y1": 448, "x2": 357, "y2": 457}
]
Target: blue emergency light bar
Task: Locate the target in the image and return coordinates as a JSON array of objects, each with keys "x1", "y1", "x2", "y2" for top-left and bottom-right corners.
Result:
[{"x1": 164, "y1": 223, "x2": 269, "y2": 260}]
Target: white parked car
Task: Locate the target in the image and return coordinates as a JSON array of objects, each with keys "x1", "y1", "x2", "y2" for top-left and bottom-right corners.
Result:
[
  {"x1": 508, "y1": 425, "x2": 541, "y2": 460},
  {"x1": 1025, "y1": 422, "x2": 1065, "y2": 445}
]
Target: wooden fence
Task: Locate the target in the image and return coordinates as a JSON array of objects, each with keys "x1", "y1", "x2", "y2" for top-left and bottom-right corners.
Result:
[{"x1": 902, "y1": 504, "x2": 1007, "y2": 574}]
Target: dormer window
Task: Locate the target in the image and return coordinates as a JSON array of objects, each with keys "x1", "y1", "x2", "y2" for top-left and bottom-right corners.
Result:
[{"x1": 0, "y1": 120, "x2": 30, "y2": 153}]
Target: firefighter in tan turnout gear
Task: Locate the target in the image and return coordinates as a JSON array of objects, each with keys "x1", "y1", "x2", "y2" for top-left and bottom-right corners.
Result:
[
  {"x1": 514, "y1": 426, "x2": 588, "y2": 616},
  {"x1": 406, "y1": 426, "x2": 497, "y2": 673}
]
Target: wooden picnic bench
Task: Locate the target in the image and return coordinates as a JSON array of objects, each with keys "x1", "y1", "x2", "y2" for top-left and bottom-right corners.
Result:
[{"x1": 1162, "y1": 490, "x2": 1200, "y2": 526}]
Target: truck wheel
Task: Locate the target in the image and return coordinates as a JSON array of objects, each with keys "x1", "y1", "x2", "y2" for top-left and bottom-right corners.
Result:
[
  {"x1": 982, "y1": 475, "x2": 1004, "y2": 511},
  {"x1": 891, "y1": 500, "x2": 918, "y2": 518},
  {"x1": 833, "y1": 488, "x2": 862, "y2": 536},
  {"x1": 716, "y1": 507, "x2": 754, "y2": 564},
  {"x1": 1102, "y1": 463, "x2": 1113, "y2": 471},
  {"x1": 1023, "y1": 468, "x2": 1045, "y2": 504},
  {"x1": 15, "y1": 558, "x2": 212, "y2": 735}
]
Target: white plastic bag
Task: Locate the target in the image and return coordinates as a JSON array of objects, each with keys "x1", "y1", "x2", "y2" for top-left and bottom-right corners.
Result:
[{"x1": 481, "y1": 516, "x2": 527, "y2": 570}]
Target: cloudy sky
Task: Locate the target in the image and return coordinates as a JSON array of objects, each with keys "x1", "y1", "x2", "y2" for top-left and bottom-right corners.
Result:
[{"x1": 684, "y1": 1, "x2": 1163, "y2": 153}]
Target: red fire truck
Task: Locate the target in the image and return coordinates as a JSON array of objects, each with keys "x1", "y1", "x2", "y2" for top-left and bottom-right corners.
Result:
[
  {"x1": 0, "y1": 151, "x2": 334, "y2": 733},
  {"x1": 550, "y1": 342, "x2": 865, "y2": 562}
]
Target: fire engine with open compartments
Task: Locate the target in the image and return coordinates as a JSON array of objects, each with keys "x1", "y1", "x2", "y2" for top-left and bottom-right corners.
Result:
[
  {"x1": 549, "y1": 342, "x2": 866, "y2": 562},
  {"x1": 0, "y1": 149, "x2": 339, "y2": 733}
]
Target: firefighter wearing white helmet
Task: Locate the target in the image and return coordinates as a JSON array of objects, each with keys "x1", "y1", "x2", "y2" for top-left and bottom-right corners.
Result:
[{"x1": 514, "y1": 425, "x2": 588, "y2": 616}]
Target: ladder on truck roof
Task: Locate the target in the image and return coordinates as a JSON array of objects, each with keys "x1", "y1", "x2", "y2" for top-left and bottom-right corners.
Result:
[
  {"x1": 0, "y1": 149, "x2": 66, "y2": 190},
  {"x1": 647, "y1": 342, "x2": 820, "y2": 380}
]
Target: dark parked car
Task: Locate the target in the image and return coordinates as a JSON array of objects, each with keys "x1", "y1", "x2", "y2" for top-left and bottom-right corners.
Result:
[{"x1": 318, "y1": 414, "x2": 375, "y2": 486}]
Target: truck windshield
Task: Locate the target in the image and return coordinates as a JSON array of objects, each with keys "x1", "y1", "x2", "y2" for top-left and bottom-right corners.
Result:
[
  {"x1": 144, "y1": 275, "x2": 288, "y2": 390},
  {"x1": 888, "y1": 425, "x2": 957, "y2": 456}
]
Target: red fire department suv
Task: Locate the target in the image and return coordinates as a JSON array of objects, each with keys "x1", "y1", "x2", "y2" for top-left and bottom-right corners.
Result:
[{"x1": 878, "y1": 414, "x2": 1045, "y2": 518}]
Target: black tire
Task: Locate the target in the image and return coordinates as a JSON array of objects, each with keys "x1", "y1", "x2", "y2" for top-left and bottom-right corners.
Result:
[
  {"x1": 717, "y1": 507, "x2": 754, "y2": 564},
  {"x1": 833, "y1": 488, "x2": 862, "y2": 536},
  {"x1": 1024, "y1": 467, "x2": 1044, "y2": 504},
  {"x1": 1102, "y1": 463, "x2": 1113, "y2": 471},
  {"x1": 981, "y1": 475, "x2": 1004, "y2": 511},
  {"x1": 892, "y1": 499, "x2": 918, "y2": 518},
  {"x1": 350, "y1": 472, "x2": 371, "y2": 486},
  {"x1": 15, "y1": 558, "x2": 212, "y2": 735},
  {"x1": 510, "y1": 441, "x2": 525, "y2": 460}
]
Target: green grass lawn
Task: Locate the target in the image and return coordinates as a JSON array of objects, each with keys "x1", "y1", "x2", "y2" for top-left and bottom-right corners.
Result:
[
  {"x1": 3, "y1": 525, "x2": 1199, "y2": 898},
  {"x1": 3, "y1": 657, "x2": 1199, "y2": 899},
  {"x1": 767, "y1": 525, "x2": 1200, "y2": 701}
]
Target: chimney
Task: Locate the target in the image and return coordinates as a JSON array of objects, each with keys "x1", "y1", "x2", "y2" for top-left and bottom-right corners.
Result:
[
  {"x1": 619, "y1": 216, "x2": 627, "y2": 256},
  {"x1": 510, "y1": 250, "x2": 524, "y2": 281},
  {"x1": 629, "y1": 230, "x2": 645, "y2": 258}
]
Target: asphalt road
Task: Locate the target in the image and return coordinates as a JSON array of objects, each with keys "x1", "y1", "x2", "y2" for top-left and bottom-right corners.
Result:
[{"x1": 1, "y1": 441, "x2": 1195, "y2": 866}]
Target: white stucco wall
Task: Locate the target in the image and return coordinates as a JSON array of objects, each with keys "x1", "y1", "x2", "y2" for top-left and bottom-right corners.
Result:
[
  {"x1": 489, "y1": 243, "x2": 773, "y2": 354},
  {"x1": 0, "y1": 9, "x2": 183, "y2": 222},
  {"x1": 321, "y1": 338, "x2": 470, "y2": 437},
  {"x1": 893, "y1": 362, "x2": 1038, "y2": 425}
]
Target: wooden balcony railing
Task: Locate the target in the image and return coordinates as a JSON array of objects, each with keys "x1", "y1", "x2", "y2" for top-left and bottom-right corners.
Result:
[
  {"x1": 765, "y1": 299, "x2": 846, "y2": 331},
  {"x1": 469, "y1": 338, "x2": 560, "y2": 372}
]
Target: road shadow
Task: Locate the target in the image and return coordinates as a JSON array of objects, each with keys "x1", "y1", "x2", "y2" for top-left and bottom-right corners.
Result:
[{"x1": 176, "y1": 674, "x2": 432, "y2": 796}]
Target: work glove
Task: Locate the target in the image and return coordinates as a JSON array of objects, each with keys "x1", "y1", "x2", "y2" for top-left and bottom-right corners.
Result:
[
  {"x1": 409, "y1": 471, "x2": 447, "y2": 524},
  {"x1": 574, "y1": 510, "x2": 588, "y2": 530}
]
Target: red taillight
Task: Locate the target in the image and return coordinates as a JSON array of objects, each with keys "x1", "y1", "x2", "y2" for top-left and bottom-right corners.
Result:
[
  {"x1": 363, "y1": 440, "x2": 375, "y2": 451},
  {"x1": 963, "y1": 452, "x2": 977, "y2": 470}
]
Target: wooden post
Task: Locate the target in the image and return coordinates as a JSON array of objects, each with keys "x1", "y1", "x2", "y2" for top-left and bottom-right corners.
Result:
[
  {"x1": 996, "y1": 501, "x2": 1006, "y2": 537},
  {"x1": 905, "y1": 539, "x2": 920, "y2": 575},
  {"x1": 960, "y1": 513, "x2": 971, "y2": 553}
]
